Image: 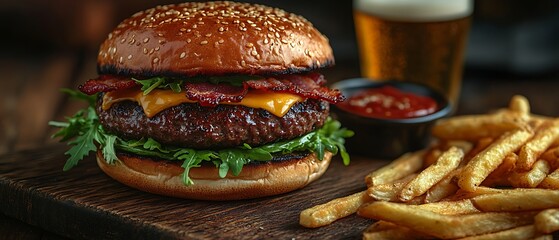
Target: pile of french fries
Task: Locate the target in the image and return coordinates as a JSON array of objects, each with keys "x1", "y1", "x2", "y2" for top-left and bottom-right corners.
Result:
[{"x1": 300, "y1": 95, "x2": 559, "y2": 239}]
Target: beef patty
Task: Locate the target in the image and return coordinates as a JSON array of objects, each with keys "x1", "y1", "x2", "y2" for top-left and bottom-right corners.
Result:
[{"x1": 96, "y1": 97, "x2": 329, "y2": 149}]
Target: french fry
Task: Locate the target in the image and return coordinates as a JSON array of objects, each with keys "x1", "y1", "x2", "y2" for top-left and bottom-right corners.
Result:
[
  {"x1": 531, "y1": 235, "x2": 553, "y2": 240},
  {"x1": 482, "y1": 153, "x2": 517, "y2": 187},
  {"x1": 456, "y1": 225, "x2": 538, "y2": 240},
  {"x1": 425, "y1": 141, "x2": 473, "y2": 167},
  {"x1": 449, "y1": 140, "x2": 474, "y2": 154},
  {"x1": 540, "y1": 146, "x2": 559, "y2": 167},
  {"x1": 509, "y1": 159, "x2": 550, "y2": 188},
  {"x1": 458, "y1": 129, "x2": 533, "y2": 192},
  {"x1": 368, "y1": 174, "x2": 416, "y2": 202},
  {"x1": 539, "y1": 169, "x2": 559, "y2": 189},
  {"x1": 518, "y1": 119, "x2": 559, "y2": 170},
  {"x1": 363, "y1": 221, "x2": 431, "y2": 240},
  {"x1": 399, "y1": 147, "x2": 463, "y2": 201},
  {"x1": 299, "y1": 95, "x2": 559, "y2": 238},
  {"x1": 432, "y1": 111, "x2": 528, "y2": 141},
  {"x1": 358, "y1": 201, "x2": 537, "y2": 239},
  {"x1": 299, "y1": 191, "x2": 370, "y2": 228},
  {"x1": 424, "y1": 148, "x2": 442, "y2": 167},
  {"x1": 508, "y1": 95, "x2": 530, "y2": 115},
  {"x1": 416, "y1": 199, "x2": 480, "y2": 215},
  {"x1": 424, "y1": 169, "x2": 460, "y2": 203},
  {"x1": 465, "y1": 137, "x2": 494, "y2": 162},
  {"x1": 534, "y1": 208, "x2": 559, "y2": 234},
  {"x1": 470, "y1": 186, "x2": 547, "y2": 195},
  {"x1": 364, "y1": 150, "x2": 425, "y2": 187},
  {"x1": 472, "y1": 189, "x2": 559, "y2": 212}
]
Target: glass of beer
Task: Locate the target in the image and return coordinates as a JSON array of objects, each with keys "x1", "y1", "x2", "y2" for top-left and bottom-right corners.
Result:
[{"x1": 353, "y1": 0, "x2": 473, "y2": 106}]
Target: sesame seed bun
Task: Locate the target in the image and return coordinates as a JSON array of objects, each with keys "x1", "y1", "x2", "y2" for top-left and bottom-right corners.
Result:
[
  {"x1": 96, "y1": 150, "x2": 332, "y2": 200},
  {"x1": 97, "y1": 1, "x2": 334, "y2": 77}
]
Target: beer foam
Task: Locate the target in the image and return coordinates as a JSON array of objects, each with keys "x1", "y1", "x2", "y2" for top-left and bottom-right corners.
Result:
[{"x1": 354, "y1": 0, "x2": 473, "y2": 22}]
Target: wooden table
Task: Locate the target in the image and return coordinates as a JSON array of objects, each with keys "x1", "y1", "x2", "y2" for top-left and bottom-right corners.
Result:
[{"x1": 1, "y1": 51, "x2": 559, "y2": 239}]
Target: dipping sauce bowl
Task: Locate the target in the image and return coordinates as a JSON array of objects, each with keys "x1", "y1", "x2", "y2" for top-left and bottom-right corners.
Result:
[{"x1": 331, "y1": 78, "x2": 452, "y2": 159}]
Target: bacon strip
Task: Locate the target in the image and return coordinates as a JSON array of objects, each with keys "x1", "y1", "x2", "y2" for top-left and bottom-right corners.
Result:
[
  {"x1": 79, "y1": 73, "x2": 345, "y2": 103},
  {"x1": 244, "y1": 74, "x2": 345, "y2": 103},
  {"x1": 79, "y1": 75, "x2": 137, "y2": 95},
  {"x1": 184, "y1": 82, "x2": 247, "y2": 107}
]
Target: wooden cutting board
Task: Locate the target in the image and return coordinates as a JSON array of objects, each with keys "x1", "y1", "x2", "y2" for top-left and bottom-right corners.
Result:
[{"x1": 0, "y1": 145, "x2": 387, "y2": 239}]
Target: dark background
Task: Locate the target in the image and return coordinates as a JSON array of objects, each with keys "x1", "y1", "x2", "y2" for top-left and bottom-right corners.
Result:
[{"x1": 2, "y1": 0, "x2": 559, "y2": 74}]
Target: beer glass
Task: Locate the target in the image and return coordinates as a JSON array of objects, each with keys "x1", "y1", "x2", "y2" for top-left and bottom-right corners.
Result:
[{"x1": 353, "y1": 0, "x2": 473, "y2": 105}]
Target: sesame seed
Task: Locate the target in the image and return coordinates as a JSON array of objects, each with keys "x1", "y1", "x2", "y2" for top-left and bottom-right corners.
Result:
[
  {"x1": 218, "y1": 39, "x2": 224, "y2": 44},
  {"x1": 155, "y1": 46, "x2": 160, "y2": 51},
  {"x1": 180, "y1": 28, "x2": 187, "y2": 32},
  {"x1": 187, "y1": 39, "x2": 192, "y2": 43},
  {"x1": 153, "y1": 57, "x2": 159, "y2": 63},
  {"x1": 251, "y1": 50, "x2": 257, "y2": 56},
  {"x1": 240, "y1": 60, "x2": 247, "y2": 67},
  {"x1": 119, "y1": 56, "x2": 123, "y2": 63},
  {"x1": 246, "y1": 43, "x2": 254, "y2": 48},
  {"x1": 180, "y1": 52, "x2": 186, "y2": 58},
  {"x1": 143, "y1": 48, "x2": 148, "y2": 54},
  {"x1": 127, "y1": 54, "x2": 133, "y2": 59},
  {"x1": 200, "y1": 40, "x2": 208, "y2": 45},
  {"x1": 143, "y1": 38, "x2": 150, "y2": 43},
  {"x1": 205, "y1": 33, "x2": 212, "y2": 37},
  {"x1": 120, "y1": 38, "x2": 126, "y2": 43},
  {"x1": 218, "y1": 27, "x2": 225, "y2": 32}
]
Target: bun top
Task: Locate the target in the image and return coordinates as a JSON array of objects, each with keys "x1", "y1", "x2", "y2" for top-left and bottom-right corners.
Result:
[{"x1": 97, "y1": 1, "x2": 334, "y2": 77}]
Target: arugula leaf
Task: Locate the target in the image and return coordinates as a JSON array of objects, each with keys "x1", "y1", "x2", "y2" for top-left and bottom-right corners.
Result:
[
  {"x1": 176, "y1": 149, "x2": 214, "y2": 185},
  {"x1": 133, "y1": 75, "x2": 260, "y2": 94},
  {"x1": 134, "y1": 77, "x2": 185, "y2": 95},
  {"x1": 62, "y1": 123, "x2": 98, "y2": 171},
  {"x1": 50, "y1": 89, "x2": 354, "y2": 185},
  {"x1": 101, "y1": 135, "x2": 118, "y2": 164}
]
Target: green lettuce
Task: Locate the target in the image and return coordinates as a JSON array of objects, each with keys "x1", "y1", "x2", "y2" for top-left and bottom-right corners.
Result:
[{"x1": 133, "y1": 75, "x2": 261, "y2": 95}]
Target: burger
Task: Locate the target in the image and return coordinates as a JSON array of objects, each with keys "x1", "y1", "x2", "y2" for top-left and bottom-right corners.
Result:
[{"x1": 50, "y1": 1, "x2": 352, "y2": 200}]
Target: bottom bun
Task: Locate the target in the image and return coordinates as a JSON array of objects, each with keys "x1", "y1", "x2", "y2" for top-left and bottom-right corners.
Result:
[{"x1": 96, "y1": 150, "x2": 332, "y2": 200}]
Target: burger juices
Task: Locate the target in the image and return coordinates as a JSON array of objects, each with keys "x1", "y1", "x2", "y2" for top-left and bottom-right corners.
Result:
[{"x1": 50, "y1": 1, "x2": 353, "y2": 200}]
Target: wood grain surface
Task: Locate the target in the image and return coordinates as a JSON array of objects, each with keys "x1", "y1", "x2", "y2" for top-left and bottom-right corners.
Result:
[{"x1": 0, "y1": 145, "x2": 385, "y2": 240}]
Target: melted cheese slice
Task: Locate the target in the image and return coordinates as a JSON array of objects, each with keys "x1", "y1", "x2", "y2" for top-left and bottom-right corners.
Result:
[{"x1": 102, "y1": 88, "x2": 302, "y2": 118}]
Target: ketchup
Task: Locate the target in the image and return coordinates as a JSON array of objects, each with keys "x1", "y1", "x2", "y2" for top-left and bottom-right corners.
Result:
[{"x1": 337, "y1": 86, "x2": 438, "y2": 119}]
